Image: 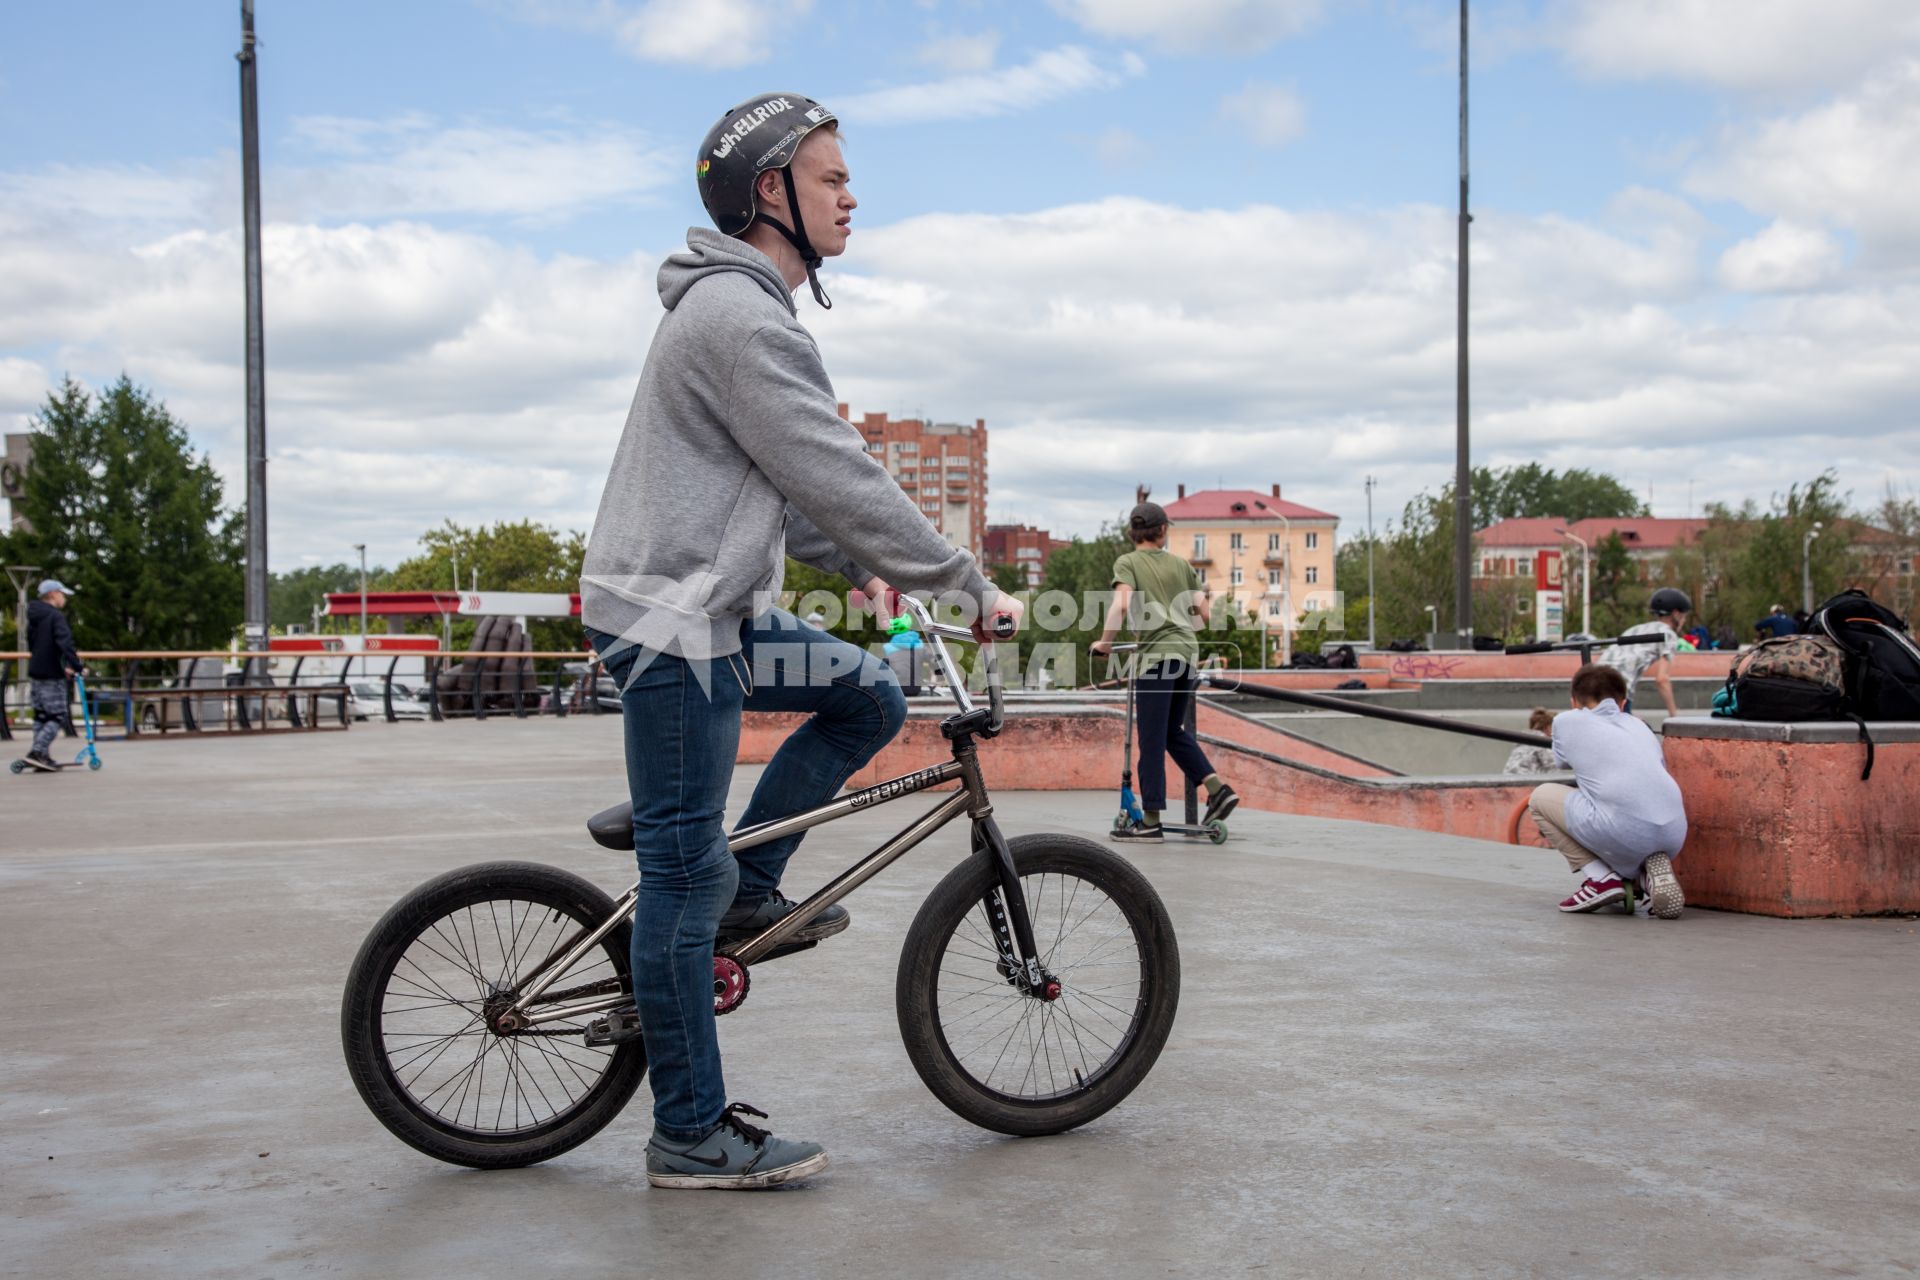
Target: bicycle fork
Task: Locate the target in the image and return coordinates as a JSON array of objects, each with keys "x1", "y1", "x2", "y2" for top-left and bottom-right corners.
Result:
[{"x1": 974, "y1": 814, "x2": 1061, "y2": 1002}]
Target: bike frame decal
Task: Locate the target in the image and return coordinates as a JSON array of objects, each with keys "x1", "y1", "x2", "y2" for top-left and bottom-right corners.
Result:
[{"x1": 847, "y1": 764, "x2": 952, "y2": 809}]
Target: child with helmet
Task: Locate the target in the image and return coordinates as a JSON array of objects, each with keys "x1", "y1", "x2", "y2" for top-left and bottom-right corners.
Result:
[{"x1": 1598, "y1": 587, "x2": 1692, "y2": 715}]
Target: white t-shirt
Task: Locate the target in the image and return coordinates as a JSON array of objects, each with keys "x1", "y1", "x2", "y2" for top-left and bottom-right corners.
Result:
[
  {"x1": 1599, "y1": 620, "x2": 1679, "y2": 704},
  {"x1": 1552, "y1": 698, "x2": 1688, "y2": 871}
]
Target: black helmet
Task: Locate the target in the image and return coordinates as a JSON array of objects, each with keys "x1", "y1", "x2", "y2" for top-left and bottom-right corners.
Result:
[
  {"x1": 696, "y1": 92, "x2": 838, "y2": 307},
  {"x1": 1649, "y1": 587, "x2": 1693, "y2": 616}
]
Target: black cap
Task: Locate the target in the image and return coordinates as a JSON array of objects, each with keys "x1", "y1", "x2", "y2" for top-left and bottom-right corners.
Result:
[{"x1": 1128, "y1": 501, "x2": 1169, "y2": 531}]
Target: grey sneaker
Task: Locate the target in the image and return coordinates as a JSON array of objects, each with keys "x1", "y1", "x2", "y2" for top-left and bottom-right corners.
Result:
[
  {"x1": 1641, "y1": 853, "x2": 1684, "y2": 920},
  {"x1": 717, "y1": 892, "x2": 849, "y2": 945},
  {"x1": 1203, "y1": 783, "x2": 1239, "y2": 824},
  {"x1": 646, "y1": 1103, "x2": 828, "y2": 1190}
]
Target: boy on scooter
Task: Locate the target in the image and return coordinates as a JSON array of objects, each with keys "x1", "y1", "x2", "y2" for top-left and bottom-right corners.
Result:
[
  {"x1": 1092, "y1": 503, "x2": 1238, "y2": 841},
  {"x1": 19, "y1": 579, "x2": 82, "y2": 774}
]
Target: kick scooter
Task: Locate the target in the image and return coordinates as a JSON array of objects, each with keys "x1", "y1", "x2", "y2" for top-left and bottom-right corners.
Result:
[
  {"x1": 10, "y1": 672, "x2": 103, "y2": 773},
  {"x1": 1105, "y1": 644, "x2": 1227, "y2": 845}
]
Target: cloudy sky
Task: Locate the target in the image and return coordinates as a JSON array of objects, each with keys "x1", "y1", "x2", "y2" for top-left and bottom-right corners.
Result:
[{"x1": 3, "y1": 0, "x2": 1918, "y2": 569}]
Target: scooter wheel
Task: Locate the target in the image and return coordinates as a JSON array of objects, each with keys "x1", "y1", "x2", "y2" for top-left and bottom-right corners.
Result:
[
  {"x1": 8, "y1": 760, "x2": 22, "y2": 774},
  {"x1": 87, "y1": 756, "x2": 102, "y2": 771},
  {"x1": 1206, "y1": 820, "x2": 1228, "y2": 845},
  {"x1": 1112, "y1": 813, "x2": 1130, "y2": 834}
]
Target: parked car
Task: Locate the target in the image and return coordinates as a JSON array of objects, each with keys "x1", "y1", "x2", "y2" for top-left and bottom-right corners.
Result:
[
  {"x1": 348, "y1": 681, "x2": 431, "y2": 721},
  {"x1": 559, "y1": 661, "x2": 623, "y2": 713}
]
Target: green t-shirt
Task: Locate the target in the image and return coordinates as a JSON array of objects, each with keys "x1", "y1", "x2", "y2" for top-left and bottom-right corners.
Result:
[{"x1": 1112, "y1": 547, "x2": 1204, "y2": 666}]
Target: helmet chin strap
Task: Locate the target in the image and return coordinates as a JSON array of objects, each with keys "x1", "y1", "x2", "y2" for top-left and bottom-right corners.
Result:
[{"x1": 751, "y1": 167, "x2": 833, "y2": 309}]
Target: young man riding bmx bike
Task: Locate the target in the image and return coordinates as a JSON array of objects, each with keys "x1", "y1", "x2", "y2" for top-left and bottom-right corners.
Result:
[{"x1": 579, "y1": 92, "x2": 1023, "y2": 1190}]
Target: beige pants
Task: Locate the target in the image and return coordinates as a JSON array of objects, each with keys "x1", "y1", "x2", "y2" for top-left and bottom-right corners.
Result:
[{"x1": 1528, "y1": 783, "x2": 1599, "y2": 874}]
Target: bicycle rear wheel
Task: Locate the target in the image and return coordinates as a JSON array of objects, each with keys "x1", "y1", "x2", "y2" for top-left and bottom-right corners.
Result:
[
  {"x1": 896, "y1": 834, "x2": 1179, "y2": 1136},
  {"x1": 340, "y1": 861, "x2": 645, "y2": 1168}
]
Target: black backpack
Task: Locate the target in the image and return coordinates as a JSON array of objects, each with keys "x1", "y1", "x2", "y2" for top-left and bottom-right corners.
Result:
[
  {"x1": 1323, "y1": 644, "x2": 1357, "y2": 669},
  {"x1": 1812, "y1": 590, "x2": 1920, "y2": 721}
]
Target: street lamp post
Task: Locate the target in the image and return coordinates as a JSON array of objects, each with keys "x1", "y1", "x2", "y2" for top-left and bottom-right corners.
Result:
[
  {"x1": 353, "y1": 543, "x2": 368, "y2": 679},
  {"x1": 1555, "y1": 526, "x2": 1592, "y2": 636},
  {"x1": 1802, "y1": 522, "x2": 1822, "y2": 614},
  {"x1": 1364, "y1": 475, "x2": 1377, "y2": 649}
]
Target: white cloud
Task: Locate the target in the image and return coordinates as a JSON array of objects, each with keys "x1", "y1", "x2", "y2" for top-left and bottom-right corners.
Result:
[
  {"x1": 6, "y1": 173, "x2": 1917, "y2": 564},
  {"x1": 281, "y1": 114, "x2": 673, "y2": 222},
  {"x1": 1717, "y1": 221, "x2": 1844, "y2": 292},
  {"x1": 494, "y1": 0, "x2": 811, "y2": 67},
  {"x1": 809, "y1": 194, "x2": 1920, "y2": 528},
  {"x1": 1049, "y1": 0, "x2": 1322, "y2": 54},
  {"x1": 1552, "y1": 0, "x2": 1920, "y2": 93},
  {"x1": 835, "y1": 46, "x2": 1146, "y2": 125},
  {"x1": 1687, "y1": 60, "x2": 1920, "y2": 266},
  {"x1": 917, "y1": 30, "x2": 1001, "y2": 74},
  {"x1": 0, "y1": 115, "x2": 672, "y2": 233},
  {"x1": 614, "y1": 0, "x2": 810, "y2": 66},
  {"x1": 1218, "y1": 81, "x2": 1306, "y2": 147},
  {"x1": 1094, "y1": 127, "x2": 1152, "y2": 169}
]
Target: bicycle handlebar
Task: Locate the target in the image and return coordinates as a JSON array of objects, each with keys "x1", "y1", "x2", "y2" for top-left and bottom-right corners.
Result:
[{"x1": 895, "y1": 596, "x2": 1014, "y2": 733}]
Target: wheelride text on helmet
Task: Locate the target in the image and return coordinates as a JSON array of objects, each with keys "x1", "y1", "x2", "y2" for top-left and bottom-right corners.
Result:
[{"x1": 698, "y1": 92, "x2": 843, "y2": 308}]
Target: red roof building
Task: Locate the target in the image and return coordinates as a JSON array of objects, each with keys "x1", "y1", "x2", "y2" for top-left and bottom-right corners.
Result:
[
  {"x1": 1475, "y1": 517, "x2": 1710, "y2": 579},
  {"x1": 1152, "y1": 483, "x2": 1340, "y2": 622}
]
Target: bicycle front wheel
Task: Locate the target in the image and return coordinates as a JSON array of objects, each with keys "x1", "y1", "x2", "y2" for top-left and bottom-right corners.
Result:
[
  {"x1": 340, "y1": 861, "x2": 646, "y2": 1168},
  {"x1": 896, "y1": 834, "x2": 1179, "y2": 1136}
]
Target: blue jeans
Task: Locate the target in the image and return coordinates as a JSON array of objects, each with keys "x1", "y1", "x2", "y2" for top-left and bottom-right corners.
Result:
[
  {"x1": 588, "y1": 609, "x2": 907, "y2": 1141},
  {"x1": 1134, "y1": 658, "x2": 1213, "y2": 812}
]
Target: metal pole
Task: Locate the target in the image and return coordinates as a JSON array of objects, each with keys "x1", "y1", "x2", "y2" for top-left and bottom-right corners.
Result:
[
  {"x1": 238, "y1": 1, "x2": 269, "y2": 653},
  {"x1": 1802, "y1": 523, "x2": 1821, "y2": 614},
  {"x1": 7, "y1": 565, "x2": 39, "y2": 659},
  {"x1": 354, "y1": 542, "x2": 367, "y2": 680},
  {"x1": 1453, "y1": 0, "x2": 1473, "y2": 649},
  {"x1": 1364, "y1": 476, "x2": 1376, "y2": 648}
]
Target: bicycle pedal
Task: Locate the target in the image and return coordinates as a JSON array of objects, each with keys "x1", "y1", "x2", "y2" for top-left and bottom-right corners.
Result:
[{"x1": 583, "y1": 1008, "x2": 642, "y2": 1047}]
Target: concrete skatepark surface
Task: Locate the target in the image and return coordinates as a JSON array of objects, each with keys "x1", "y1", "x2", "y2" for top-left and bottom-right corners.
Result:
[{"x1": 3, "y1": 718, "x2": 1915, "y2": 1278}]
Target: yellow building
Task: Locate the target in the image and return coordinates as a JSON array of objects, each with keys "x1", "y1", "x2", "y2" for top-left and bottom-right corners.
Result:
[{"x1": 1159, "y1": 485, "x2": 1339, "y2": 628}]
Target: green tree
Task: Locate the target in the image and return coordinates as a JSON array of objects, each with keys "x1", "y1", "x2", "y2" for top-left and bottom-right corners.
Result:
[
  {"x1": 383, "y1": 519, "x2": 586, "y2": 652},
  {"x1": 0, "y1": 376, "x2": 242, "y2": 650},
  {"x1": 1471, "y1": 463, "x2": 1647, "y2": 528},
  {"x1": 272, "y1": 562, "x2": 383, "y2": 631}
]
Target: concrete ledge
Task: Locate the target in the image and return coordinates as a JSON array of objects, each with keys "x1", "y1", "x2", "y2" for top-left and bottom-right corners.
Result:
[
  {"x1": 1663, "y1": 728, "x2": 1920, "y2": 917},
  {"x1": 1663, "y1": 715, "x2": 1920, "y2": 744}
]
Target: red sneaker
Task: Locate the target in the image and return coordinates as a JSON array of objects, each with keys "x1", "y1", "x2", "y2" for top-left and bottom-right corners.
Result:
[{"x1": 1558, "y1": 876, "x2": 1628, "y2": 913}]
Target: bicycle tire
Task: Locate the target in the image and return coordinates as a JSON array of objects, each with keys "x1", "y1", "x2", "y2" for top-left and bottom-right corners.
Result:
[
  {"x1": 896, "y1": 834, "x2": 1179, "y2": 1136},
  {"x1": 341, "y1": 861, "x2": 646, "y2": 1168}
]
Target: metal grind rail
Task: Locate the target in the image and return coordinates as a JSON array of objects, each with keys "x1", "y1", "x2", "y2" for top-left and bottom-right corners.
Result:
[{"x1": 1199, "y1": 633, "x2": 1667, "y2": 750}]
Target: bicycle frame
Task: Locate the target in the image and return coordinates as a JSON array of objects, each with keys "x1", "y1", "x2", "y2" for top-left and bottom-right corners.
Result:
[{"x1": 507, "y1": 598, "x2": 1048, "y2": 1030}]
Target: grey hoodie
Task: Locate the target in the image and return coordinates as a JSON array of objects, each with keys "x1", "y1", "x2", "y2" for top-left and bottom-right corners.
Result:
[{"x1": 581, "y1": 228, "x2": 993, "y2": 659}]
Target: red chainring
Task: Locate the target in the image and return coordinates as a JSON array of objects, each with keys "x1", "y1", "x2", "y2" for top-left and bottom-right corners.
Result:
[{"x1": 712, "y1": 955, "x2": 749, "y2": 1016}]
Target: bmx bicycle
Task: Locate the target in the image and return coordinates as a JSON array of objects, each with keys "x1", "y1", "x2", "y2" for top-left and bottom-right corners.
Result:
[
  {"x1": 10, "y1": 672, "x2": 102, "y2": 774},
  {"x1": 341, "y1": 597, "x2": 1181, "y2": 1168}
]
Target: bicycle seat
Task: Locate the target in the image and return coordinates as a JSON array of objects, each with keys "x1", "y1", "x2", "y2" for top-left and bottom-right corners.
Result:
[{"x1": 587, "y1": 801, "x2": 635, "y2": 851}]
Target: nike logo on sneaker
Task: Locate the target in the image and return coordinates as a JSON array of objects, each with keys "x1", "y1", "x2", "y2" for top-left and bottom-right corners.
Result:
[{"x1": 664, "y1": 1147, "x2": 731, "y2": 1168}]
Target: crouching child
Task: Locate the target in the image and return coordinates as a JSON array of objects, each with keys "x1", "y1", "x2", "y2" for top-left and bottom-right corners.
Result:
[{"x1": 1527, "y1": 663, "x2": 1687, "y2": 919}]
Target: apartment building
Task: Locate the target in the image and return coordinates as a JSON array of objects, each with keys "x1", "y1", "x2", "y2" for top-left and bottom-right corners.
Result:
[
  {"x1": 839, "y1": 404, "x2": 988, "y2": 557},
  {"x1": 1160, "y1": 484, "x2": 1340, "y2": 623},
  {"x1": 982, "y1": 523, "x2": 1070, "y2": 587}
]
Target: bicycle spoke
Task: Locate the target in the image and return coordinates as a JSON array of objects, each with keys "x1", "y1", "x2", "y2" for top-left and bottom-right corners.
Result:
[
  {"x1": 933, "y1": 868, "x2": 1147, "y2": 1104},
  {"x1": 376, "y1": 894, "x2": 625, "y2": 1136}
]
